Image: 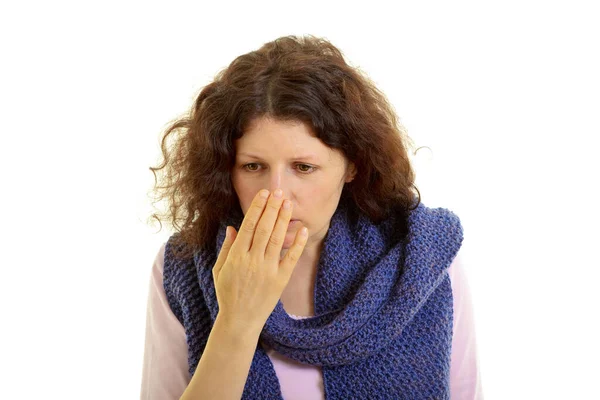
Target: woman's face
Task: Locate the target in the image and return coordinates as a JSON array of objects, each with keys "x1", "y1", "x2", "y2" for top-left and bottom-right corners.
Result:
[{"x1": 231, "y1": 116, "x2": 356, "y2": 253}]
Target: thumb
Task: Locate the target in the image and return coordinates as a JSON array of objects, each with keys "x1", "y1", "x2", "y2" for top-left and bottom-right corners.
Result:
[{"x1": 213, "y1": 226, "x2": 237, "y2": 281}]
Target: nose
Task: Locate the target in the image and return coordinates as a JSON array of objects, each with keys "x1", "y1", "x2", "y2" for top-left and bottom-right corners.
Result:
[
  {"x1": 269, "y1": 185, "x2": 288, "y2": 200},
  {"x1": 267, "y1": 168, "x2": 289, "y2": 199}
]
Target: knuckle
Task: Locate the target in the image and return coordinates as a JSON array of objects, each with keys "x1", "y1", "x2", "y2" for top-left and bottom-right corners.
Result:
[
  {"x1": 227, "y1": 253, "x2": 242, "y2": 268},
  {"x1": 247, "y1": 254, "x2": 262, "y2": 270},
  {"x1": 286, "y1": 249, "x2": 299, "y2": 263},
  {"x1": 243, "y1": 219, "x2": 258, "y2": 232},
  {"x1": 255, "y1": 196, "x2": 268, "y2": 207},
  {"x1": 268, "y1": 234, "x2": 282, "y2": 247},
  {"x1": 256, "y1": 225, "x2": 271, "y2": 238},
  {"x1": 230, "y1": 251, "x2": 242, "y2": 262},
  {"x1": 267, "y1": 201, "x2": 281, "y2": 211}
]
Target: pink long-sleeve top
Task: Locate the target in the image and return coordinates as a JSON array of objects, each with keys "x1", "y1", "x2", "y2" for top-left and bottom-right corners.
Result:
[{"x1": 140, "y1": 243, "x2": 483, "y2": 399}]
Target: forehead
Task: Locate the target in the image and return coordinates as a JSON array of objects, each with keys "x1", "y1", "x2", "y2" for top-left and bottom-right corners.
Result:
[
  {"x1": 235, "y1": 117, "x2": 339, "y2": 161},
  {"x1": 239, "y1": 117, "x2": 315, "y2": 141}
]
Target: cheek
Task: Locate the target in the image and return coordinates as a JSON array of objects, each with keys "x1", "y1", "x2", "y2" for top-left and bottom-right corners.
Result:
[
  {"x1": 233, "y1": 192, "x2": 252, "y2": 216},
  {"x1": 310, "y1": 181, "x2": 339, "y2": 201},
  {"x1": 231, "y1": 177, "x2": 256, "y2": 214},
  {"x1": 296, "y1": 184, "x2": 336, "y2": 214}
]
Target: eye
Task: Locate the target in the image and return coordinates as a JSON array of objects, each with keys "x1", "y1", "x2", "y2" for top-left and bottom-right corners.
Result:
[
  {"x1": 242, "y1": 163, "x2": 317, "y2": 174},
  {"x1": 296, "y1": 164, "x2": 316, "y2": 173},
  {"x1": 243, "y1": 163, "x2": 260, "y2": 171}
]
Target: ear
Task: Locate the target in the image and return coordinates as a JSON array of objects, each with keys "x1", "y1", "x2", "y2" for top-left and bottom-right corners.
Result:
[{"x1": 345, "y1": 162, "x2": 357, "y2": 183}]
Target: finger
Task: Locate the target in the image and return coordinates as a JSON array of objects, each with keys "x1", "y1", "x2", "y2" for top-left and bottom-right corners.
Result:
[
  {"x1": 250, "y1": 189, "x2": 286, "y2": 255},
  {"x1": 264, "y1": 198, "x2": 293, "y2": 260},
  {"x1": 212, "y1": 226, "x2": 237, "y2": 281},
  {"x1": 279, "y1": 225, "x2": 309, "y2": 279},
  {"x1": 233, "y1": 189, "x2": 270, "y2": 252}
]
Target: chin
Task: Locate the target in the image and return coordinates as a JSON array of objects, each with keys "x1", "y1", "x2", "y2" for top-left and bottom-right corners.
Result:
[{"x1": 282, "y1": 230, "x2": 299, "y2": 248}]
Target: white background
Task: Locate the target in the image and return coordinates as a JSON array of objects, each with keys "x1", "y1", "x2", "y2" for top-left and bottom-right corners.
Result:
[{"x1": 1, "y1": 1, "x2": 599, "y2": 398}]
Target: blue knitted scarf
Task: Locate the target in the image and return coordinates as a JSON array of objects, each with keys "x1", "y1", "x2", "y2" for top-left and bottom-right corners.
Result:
[{"x1": 163, "y1": 197, "x2": 463, "y2": 399}]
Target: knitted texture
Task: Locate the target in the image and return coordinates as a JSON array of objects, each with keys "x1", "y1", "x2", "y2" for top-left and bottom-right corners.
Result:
[{"x1": 163, "y1": 197, "x2": 464, "y2": 399}]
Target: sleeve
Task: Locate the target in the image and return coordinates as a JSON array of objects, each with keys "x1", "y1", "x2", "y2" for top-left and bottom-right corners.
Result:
[
  {"x1": 448, "y1": 249, "x2": 484, "y2": 400},
  {"x1": 140, "y1": 243, "x2": 191, "y2": 400}
]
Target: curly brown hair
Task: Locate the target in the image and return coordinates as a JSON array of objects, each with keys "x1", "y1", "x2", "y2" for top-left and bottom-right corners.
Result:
[{"x1": 148, "y1": 34, "x2": 421, "y2": 260}]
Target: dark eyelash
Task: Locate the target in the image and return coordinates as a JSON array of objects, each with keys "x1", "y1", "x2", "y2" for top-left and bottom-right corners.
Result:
[{"x1": 242, "y1": 163, "x2": 316, "y2": 174}]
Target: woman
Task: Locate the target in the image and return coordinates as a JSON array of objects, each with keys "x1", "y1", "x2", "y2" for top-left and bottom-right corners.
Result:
[{"x1": 141, "y1": 35, "x2": 483, "y2": 399}]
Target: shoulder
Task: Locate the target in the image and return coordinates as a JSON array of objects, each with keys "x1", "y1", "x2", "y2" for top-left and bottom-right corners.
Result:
[
  {"x1": 407, "y1": 201, "x2": 465, "y2": 262},
  {"x1": 447, "y1": 247, "x2": 470, "y2": 295},
  {"x1": 146, "y1": 242, "x2": 168, "y2": 297},
  {"x1": 153, "y1": 242, "x2": 167, "y2": 276},
  {"x1": 447, "y1": 248, "x2": 464, "y2": 281}
]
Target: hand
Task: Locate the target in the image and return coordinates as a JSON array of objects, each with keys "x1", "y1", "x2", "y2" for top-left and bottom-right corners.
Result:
[{"x1": 212, "y1": 189, "x2": 308, "y2": 334}]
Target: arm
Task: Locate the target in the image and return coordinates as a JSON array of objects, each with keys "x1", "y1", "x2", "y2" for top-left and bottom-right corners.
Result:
[
  {"x1": 140, "y1": 243, "x2": 190, "y2": 400},
  {"x1": 180, "y1": 314, "x2": 262, "y2": 400},
  {"x1": 140, "y1": 243, "x2": 262, "y2": 400},
  {"x1": 448, "y1": 250, "x2": 484, "y2": 400}
]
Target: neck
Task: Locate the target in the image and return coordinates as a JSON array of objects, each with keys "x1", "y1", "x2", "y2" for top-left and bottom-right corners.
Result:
[
  {"x1": 280, "y1": 220, "x2": 329, "y2": 266},
  {"x1": 280, "y1": 228, "x2": 325, "y2": 270}
]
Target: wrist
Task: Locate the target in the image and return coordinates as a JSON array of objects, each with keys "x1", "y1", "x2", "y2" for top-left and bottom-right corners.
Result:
[{"x1": 214, "y1": 313, "x2": 264, "y2": 344}]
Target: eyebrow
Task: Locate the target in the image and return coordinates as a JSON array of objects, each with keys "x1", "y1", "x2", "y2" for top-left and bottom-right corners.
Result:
[{"x1": 238, "y1": 153, "x2": 319, "y2": 161}]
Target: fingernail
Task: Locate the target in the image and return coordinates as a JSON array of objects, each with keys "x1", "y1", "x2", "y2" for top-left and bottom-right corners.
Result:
[
  {"x1": 274, "y1": 188, "x2": 283, "y2": 198},
  {"x1": 260, "y1": 190, "x2": 269, "y2": 199}
]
